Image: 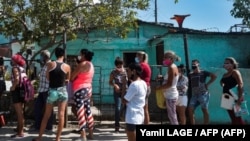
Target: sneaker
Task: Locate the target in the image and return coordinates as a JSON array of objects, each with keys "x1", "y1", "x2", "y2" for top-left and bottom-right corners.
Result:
[{"x1": 10, "y1": 134, "x2": 24, "y2": 138}]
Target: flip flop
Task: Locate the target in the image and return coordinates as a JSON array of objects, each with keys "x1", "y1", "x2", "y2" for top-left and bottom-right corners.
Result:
[{"x1": 10, "y1": 134, "x2": 24, "y2": 138}]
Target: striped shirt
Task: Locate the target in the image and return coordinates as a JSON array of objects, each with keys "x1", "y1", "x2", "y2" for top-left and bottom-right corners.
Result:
[{"x1": 38, "y1": 61, "x2": 50, "y2": 92}]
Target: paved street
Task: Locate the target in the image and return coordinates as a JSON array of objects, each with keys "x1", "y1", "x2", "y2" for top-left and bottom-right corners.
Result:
[{"x1": 0, "y1": 121, "x2": 128, "y2": 141}]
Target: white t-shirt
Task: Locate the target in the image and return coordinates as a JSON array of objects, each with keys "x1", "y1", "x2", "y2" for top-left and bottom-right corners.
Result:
[{"x1": 124, "y1": 79, "x2": 147, "y2": 124}]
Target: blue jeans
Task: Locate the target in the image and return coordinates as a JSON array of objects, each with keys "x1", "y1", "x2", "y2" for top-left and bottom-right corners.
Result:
[
  {"x1": 34, "y1": 91, "x2": 54, "y2": 130},
  {"x1": 113, "y1": 91, "x2": 122, "y2": 128}
]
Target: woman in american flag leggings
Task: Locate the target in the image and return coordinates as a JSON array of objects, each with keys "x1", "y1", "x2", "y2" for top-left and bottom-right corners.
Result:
[{"x1": 74, "y1": 87, "x2": 94, "y2": 139}]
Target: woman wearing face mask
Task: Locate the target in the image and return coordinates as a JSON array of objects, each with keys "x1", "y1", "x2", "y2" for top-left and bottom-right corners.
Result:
[
  {"x1": 156, "y1": 50, "x2": 180, "y2": 125},
  {"x1": 220, "y1": 57, "x2": 245, "y2": 125},
  {"x1": 134, "y1": 51, "x2": 152, "y2": 125},
  {"x1": 109, "y1": 57, "x2": 128, "y2": 132},
  {"x1": 70, "y1": 49, "x2": 95, "y2": 141},
  {"x1": 176, "y1": 64, "x2": 189, "y2": 125}
]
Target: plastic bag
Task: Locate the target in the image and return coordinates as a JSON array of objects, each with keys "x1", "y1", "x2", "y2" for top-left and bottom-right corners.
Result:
[
  {"x1": 155, "y1": 89, "x2": 166, "y2": 109},
  {"x1": 234, "y1": 101, "x2": 249, "y2": 117}
]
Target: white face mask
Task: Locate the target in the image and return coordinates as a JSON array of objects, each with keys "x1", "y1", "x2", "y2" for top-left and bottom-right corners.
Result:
[
  {"x1": 135, "y1": 57, "x2": 140, "y2": 63},
  {"x1": 77, "y1": 55, "x2": 81, "y2": 61}
]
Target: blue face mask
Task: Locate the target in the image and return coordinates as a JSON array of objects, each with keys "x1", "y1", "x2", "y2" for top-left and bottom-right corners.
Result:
[{"x1": 135, "y1": 57, "x2": 140, "y2": 63}]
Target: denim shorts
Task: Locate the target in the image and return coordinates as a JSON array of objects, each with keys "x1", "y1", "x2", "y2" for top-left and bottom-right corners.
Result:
[
  {"x1": 188, "y1": 92, "x2": 210, "y2": 109},
  {"x1": 47, "y1": 86, "x2": 68, "y2": 104}
]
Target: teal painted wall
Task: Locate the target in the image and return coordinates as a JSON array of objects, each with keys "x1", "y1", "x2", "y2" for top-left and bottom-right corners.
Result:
[
  {"x1": 45, "y1": 22, "x2": 250, "y2": 124},
  {"x1": 192, "y1": 68, "x2": 250, "y2": 124},
  {"x1": 160, "y1": 33, "x2": 250, "y2": 68}
]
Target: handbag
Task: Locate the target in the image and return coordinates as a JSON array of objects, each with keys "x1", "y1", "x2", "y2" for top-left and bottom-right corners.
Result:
[
  {"x1": 155, "y1": 89, "x2": 166, "y2": 109},
  {"x1": 220, "y1": 93, "x2": 235, "y2": 110}
]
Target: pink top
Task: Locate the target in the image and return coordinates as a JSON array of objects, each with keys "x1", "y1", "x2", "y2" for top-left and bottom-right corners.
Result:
[{"x1": 72, "y1": 61, "x2": 94, "y2": 92}]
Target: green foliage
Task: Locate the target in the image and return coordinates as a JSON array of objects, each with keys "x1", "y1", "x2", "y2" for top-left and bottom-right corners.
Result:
[
  {"x1": 0, "y1": 0, "x2": 151, "y2": 59},
  {"x1": 231, "y1": 0, "x2": 250, "y2": 26}
]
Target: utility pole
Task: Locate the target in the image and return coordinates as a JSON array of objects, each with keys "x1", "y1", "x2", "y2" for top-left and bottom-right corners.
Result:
[{"x1": 154, "y1": 0, "x2": 158, "y2": 23}]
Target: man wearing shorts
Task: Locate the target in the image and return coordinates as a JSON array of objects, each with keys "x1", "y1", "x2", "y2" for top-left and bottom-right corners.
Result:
[{"x1": 188, "y1": 59, "x2": 217, "y2": 125}]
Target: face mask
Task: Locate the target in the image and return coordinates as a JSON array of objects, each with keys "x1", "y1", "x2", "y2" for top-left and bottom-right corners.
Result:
[
  {"x1": 223, "y1": 63, "x2": 232, "y2": 70},
  {"x1": 77, "y1": 55, "x2": 81, "y2": 61},
  {"x1": 135, "y1": 57, "x2": 140, "y2": 63},
  {"x1": 162, "y1": 59, "x2": 171, "y2": 66},
  {"x1": 192, "y1": 65, "x2": 197, "y2": 70}
]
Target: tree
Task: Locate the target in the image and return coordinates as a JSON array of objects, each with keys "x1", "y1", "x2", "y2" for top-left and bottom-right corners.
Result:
[
  {"x1": 230, "y1": 0, "x2": 249, "y2": 26},
  {"x1": 0, "y1": 0, "x2": 152, "y2": 60}
]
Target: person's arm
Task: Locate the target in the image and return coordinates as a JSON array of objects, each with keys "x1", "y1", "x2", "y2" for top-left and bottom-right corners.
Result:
[
  {"x1": 121, "y1": 72, "x2": 128, "y2": 98},
  {"x1": 70, "y1": 63, "x2": 82, "y2": 81},
  {"x1": 158, "y1": 66, "x2": 174, "y2": 89},
  {"x1": 46, "y1": 62, "x2": 53, "y2": 82},
  {"x1": 206, "y1": 72, "x2": 217, "y2": 89},
  {"x1": 65, "y1": 64, "x2": 71, "y2": 83},
  {"x1": 233, "y1": 70, "x2": 244, "y2": 104},
  {"x1": 10, "y1": 67, "x2": 20, "y2": 91}
]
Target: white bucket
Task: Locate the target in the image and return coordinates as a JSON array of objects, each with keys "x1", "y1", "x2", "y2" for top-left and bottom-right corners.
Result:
[{"x1": 221, "y1": 93, "x2": 235, "y2": 110}]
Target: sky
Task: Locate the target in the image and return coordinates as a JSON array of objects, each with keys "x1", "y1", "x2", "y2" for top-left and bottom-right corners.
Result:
[{"x1": 136, "y1": 0, "x2": 243, "y2": 32}]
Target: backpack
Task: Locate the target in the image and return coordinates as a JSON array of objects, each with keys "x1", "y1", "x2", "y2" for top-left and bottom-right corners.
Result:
[{"x1": 18, "y1": 68, "x2": 35, "y2": 102}]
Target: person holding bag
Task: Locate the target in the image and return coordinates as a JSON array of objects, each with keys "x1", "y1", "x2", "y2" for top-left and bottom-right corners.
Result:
[
  {"x1": 10, "y1": 53, "x2": 26, "y2": 138},
  {"x1": 220, "y1": 57, "x2": 245, "y2": 125}
]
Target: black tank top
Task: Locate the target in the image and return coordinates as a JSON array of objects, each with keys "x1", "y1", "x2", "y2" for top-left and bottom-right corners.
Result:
[
  {"x1": 49, "y1": 62, "x2": 66, "y2": 88},
  {"x1": 220, "y1": 74, "x2": 237, "y2": 94}
]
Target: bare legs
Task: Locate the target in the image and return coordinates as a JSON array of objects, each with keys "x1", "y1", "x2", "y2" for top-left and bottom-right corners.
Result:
[
  {"x1": 176, "y1": 105, "x2": 187, "y2": 125},
  {"x1": 13, "y1": 103, "x2": 24, "y2": 136},
  {"x1": 188, "y1": 107, "x2": 209, "y2": 125},
  {"x1": 144, "y1": 103, "x2": 150, "y2": 125},
  {"x1": 34, "y1": 101, "x2": 67, "y2": 141}
]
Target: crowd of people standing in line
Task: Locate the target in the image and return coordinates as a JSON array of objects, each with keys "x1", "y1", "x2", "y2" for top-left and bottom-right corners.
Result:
[{"x1": 0, "y1": 48, "x2": 247, "y2": 141}]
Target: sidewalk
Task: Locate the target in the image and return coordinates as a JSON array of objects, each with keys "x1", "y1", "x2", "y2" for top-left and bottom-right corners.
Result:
[{"x1": 0, "y1": 121, "x2": 128, "y2": 141}]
